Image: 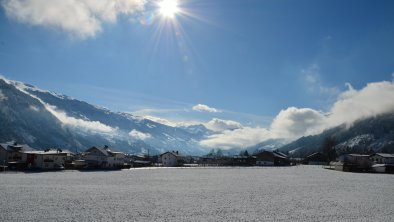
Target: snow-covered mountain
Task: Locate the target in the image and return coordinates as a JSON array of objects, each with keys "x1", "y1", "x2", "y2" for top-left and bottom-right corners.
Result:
[
  {"x1": 2, "y1": 76, "x2": 393, "y2": 157},
  {"x1": 0, "y1": 77, "x2": 212, "y2": 155},
  {"x1": 224, "y1": 138, "x2": 288, "y2": 155},
  {"x1": 279, "y1": 113, "x2": 394, "y2": 157}
]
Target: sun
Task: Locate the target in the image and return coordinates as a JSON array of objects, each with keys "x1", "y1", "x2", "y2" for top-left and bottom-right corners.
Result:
[{"x1": 158, "y1": 0, "x2": 180, "y2": 18}]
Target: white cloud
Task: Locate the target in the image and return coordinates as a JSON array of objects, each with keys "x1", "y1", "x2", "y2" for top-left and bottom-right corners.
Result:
[
  {"x1": 302, "y1": 64, "x2": 340, "y2": 97},
  {"x1": 270, "y1": 107, "x2": 326, "y2": 139},
  {"x1": 45, "y1": 103, "x2": 115, "y2": 133},
  {"x1": 325, "y1": 81, "x2": 394, "y2": 128},
  {"x1": 0, "y1": 90, "x2": 8, "y2": 101},
  {"x1": 1, "y1": 0, "x2": 146, "y2": 39},
  {"x1": 200, "y1": 127, "x2": 271, "y2": 150},
  {"x1": 270, "y1": 80, "x2": 394, "y2": 139},
  {"x1": 142, "y1": 115, "x2": 178, "y2": 127},
  {"x1": 129, "y1": 129, "x2": 151, "y2": 140},
  {"x1": 204, "y1": 118, "x2": 242, "y2": 132},
  {"x1": 10, "y1": 80, "x2": 115, "y2": 133},
  {"x1": 192, "y1": 104, "x2": 220, "y2": 113},
  {"x1": 200, "y1": 80, "x2": 394, "y2": 149},
  {"x1": 142, "y1": 115, "x2": 201, "y2": 128},
  {"x1": 29, "y1": 105, "x2": 40, "y2": 112}
]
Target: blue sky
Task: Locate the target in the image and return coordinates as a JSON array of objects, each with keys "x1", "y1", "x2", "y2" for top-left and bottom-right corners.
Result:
[{"x1": 1, "y1": 0, "x2": 394, "y2": 131}]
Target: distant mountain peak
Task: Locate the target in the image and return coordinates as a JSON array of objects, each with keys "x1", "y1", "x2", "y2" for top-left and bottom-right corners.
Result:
[{"x1": 0, "y1": 77, "x2": 209, "y2": 155}]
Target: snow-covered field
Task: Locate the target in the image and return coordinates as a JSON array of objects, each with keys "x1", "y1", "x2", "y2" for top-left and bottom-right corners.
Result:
[{"x1": 1, "y1": 166, "x2": 393, "y2": 222}]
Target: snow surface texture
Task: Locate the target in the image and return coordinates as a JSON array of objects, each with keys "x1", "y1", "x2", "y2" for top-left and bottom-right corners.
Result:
[{"x1": 0, "y1": 166, "x2": 393, "y2": 221}]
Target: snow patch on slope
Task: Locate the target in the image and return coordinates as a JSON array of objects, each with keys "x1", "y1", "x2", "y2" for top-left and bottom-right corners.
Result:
[
  {"x1": 6, "y1": 78, "x2": 115, "y2": 134},
  {"x1": 0, "y1": 89, "x2": 7, "y2": 101}
]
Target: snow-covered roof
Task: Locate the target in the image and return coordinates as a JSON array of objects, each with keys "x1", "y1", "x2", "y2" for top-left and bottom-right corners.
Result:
[
  {"x1": 306, "y1": 152, "x2": 325, "y2": 159},
  {"x1": 347, "y1": 154, "x2": 370, "y2": 157},
  {"x1": 23, "y1": 149, "x2": 73, "y2": 155},
  {"x1": 373, "y1": 153, "x2": 394, "y2": 158},
  {"x1": 133, "y1": 160, "x2": 151, "y2": 164},
  {"x1": 85, "y1": 147, "x2": 109, "y2": 156},
  {"x1": 0, "y1": 142, "x2": 35, "y2": 152},
  {"x1": 85, "y1": 146, "x2": 123, "y2": 156},
  {"x1": 372, "y1": 164, "x2": 386, "y2": 168},
  {"x1": 160, "y1": 151, "x2": 182, "y2": 157},
  {"x1": 232, "y1": 156, "x2": 256, "y2": 159}
]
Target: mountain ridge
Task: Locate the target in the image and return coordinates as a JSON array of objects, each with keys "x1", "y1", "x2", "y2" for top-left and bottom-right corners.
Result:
[
  {"x1": 1, "y1": 76, "x2": 394, "y2": 156},
  {"x1": 278, "y1": 113, "x2": 394, "y2": 157},
  {"x1": 0, "y1": 77, "x2": 210, "y2": 154}
]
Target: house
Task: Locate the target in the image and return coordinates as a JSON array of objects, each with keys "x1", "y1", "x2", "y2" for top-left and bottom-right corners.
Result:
[
  {"x1": 0, "y1": 142, "x2": 75, "y2": 170},
  {"x1": 255, "y1": 150, "x2": 290, "y2": 166},
  {"x1": 160, "y1": 151, "x2": 184, "y2": 167},
  {"x1": 0, "y1": 142, "x2": 35, "y2": 170},
  {"x1": 199, "y1": 156, "x2": 218, "y2": 166},
  {"x1": 231, "y1": 155, "x2": 256, "y2": 166},
  {"x1": 370, "y1": 153, "x2": 394, "y2": 164},
  {"x1": 126, "y1": 154, "x2": 151, "y2": 168},
  {"x1": 336, "y1": 154, "x2": 371, "y2": 172},
  {"x1": 303, "y1": 152, "x2": 327, "y2": 165},
  {"x1": 83, "y1": 145, "x2": 125, "y2": 169},
  {"x1": 370, "y1": 153, "x2": 394, "y2": 173},
  {"x1": 23, "y1": 149, "x2": 74, "y2": 170}
]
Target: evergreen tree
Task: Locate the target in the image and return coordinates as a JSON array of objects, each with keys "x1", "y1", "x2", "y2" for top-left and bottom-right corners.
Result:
[
  {"x1": 322, "y1": 136, "x2": 337, "y2": 162},
  {"x1": 207, "y1": 149, "x2": 215, "y2": 157},
  {"x1": 216, "y1": 149, "x2": 223, "y2": 157}
]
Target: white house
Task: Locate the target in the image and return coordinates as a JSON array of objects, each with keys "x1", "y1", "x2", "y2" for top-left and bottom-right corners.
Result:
[
  {"x1": 0, "y1": 143, "x2": 74, "y2": 170},
  {"x1": 23, "y1": 149, "x2": 74, "y2": 170},
  {"x1": 0, "y1": 142, "x2": 34, "y2": 162},
  {"x1": 160, "y1": 151, "x2": 184, "y2": 167},
  {"x1": 370, "y1": 153, "x2": 394, "y2": 164},
  {"x1": 370, "y1": 153, "x2": 394, "y2": 173},
  {"x1": 0, "y1": 142, "x2": 35, "y2": 169},
  {"x1": 83, "y1": 145, "x2": 125, "y2": 169}
]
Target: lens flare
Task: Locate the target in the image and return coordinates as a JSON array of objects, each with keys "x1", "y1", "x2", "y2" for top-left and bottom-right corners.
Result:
[{"x1": 158, "y1": 0, "x2": 180, "y2": 18}]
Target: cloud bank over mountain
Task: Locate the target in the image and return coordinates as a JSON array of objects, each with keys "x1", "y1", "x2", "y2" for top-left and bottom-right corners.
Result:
[
  {"x1": 200, "y1": 127, "x2": 271, "y2": 150},
  {"x1": 198, "y1": 79, "x2": 394, "y2": 149},
  {"x1": 204, "y1": 118, "x2": 242, "y2": 132},
  {"x1": 129, "y1": 129, "x2": 151, "y2": 140},
  {"x1": 326, "y1": 81, "x2": 394, "y2": 128},
  {"x1": 3, "y1": 76, "x2": 116, "y2": 134},
  {"x1": 2, "y1": 74, "x2": 394, "y2": 151},
  {"x1": 2, "y1": 0, "x2": 146, "y2": 39}
]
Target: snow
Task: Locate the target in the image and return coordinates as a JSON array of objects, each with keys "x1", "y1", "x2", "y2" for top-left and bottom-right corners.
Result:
[
  {"x1": 162, "y1": 133, "x2": 175, "y2": 141},
  {"x1": 147, "y1": 123, "x2": 156, "y2": 128},
  {"x1": 2, "y1": 77, "x2": 68, "y2": 100},
  {"x1": 0, "y1": 166, "x2": 393, "y2": 221},
  {"x1": 335, "y1": 134, "x2": 375, "y2": 153}
]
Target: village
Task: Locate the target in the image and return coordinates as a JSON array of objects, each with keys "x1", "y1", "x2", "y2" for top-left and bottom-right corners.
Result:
[{"x1": 0, "y1": 142, "x2": 393, "y2": 174}]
